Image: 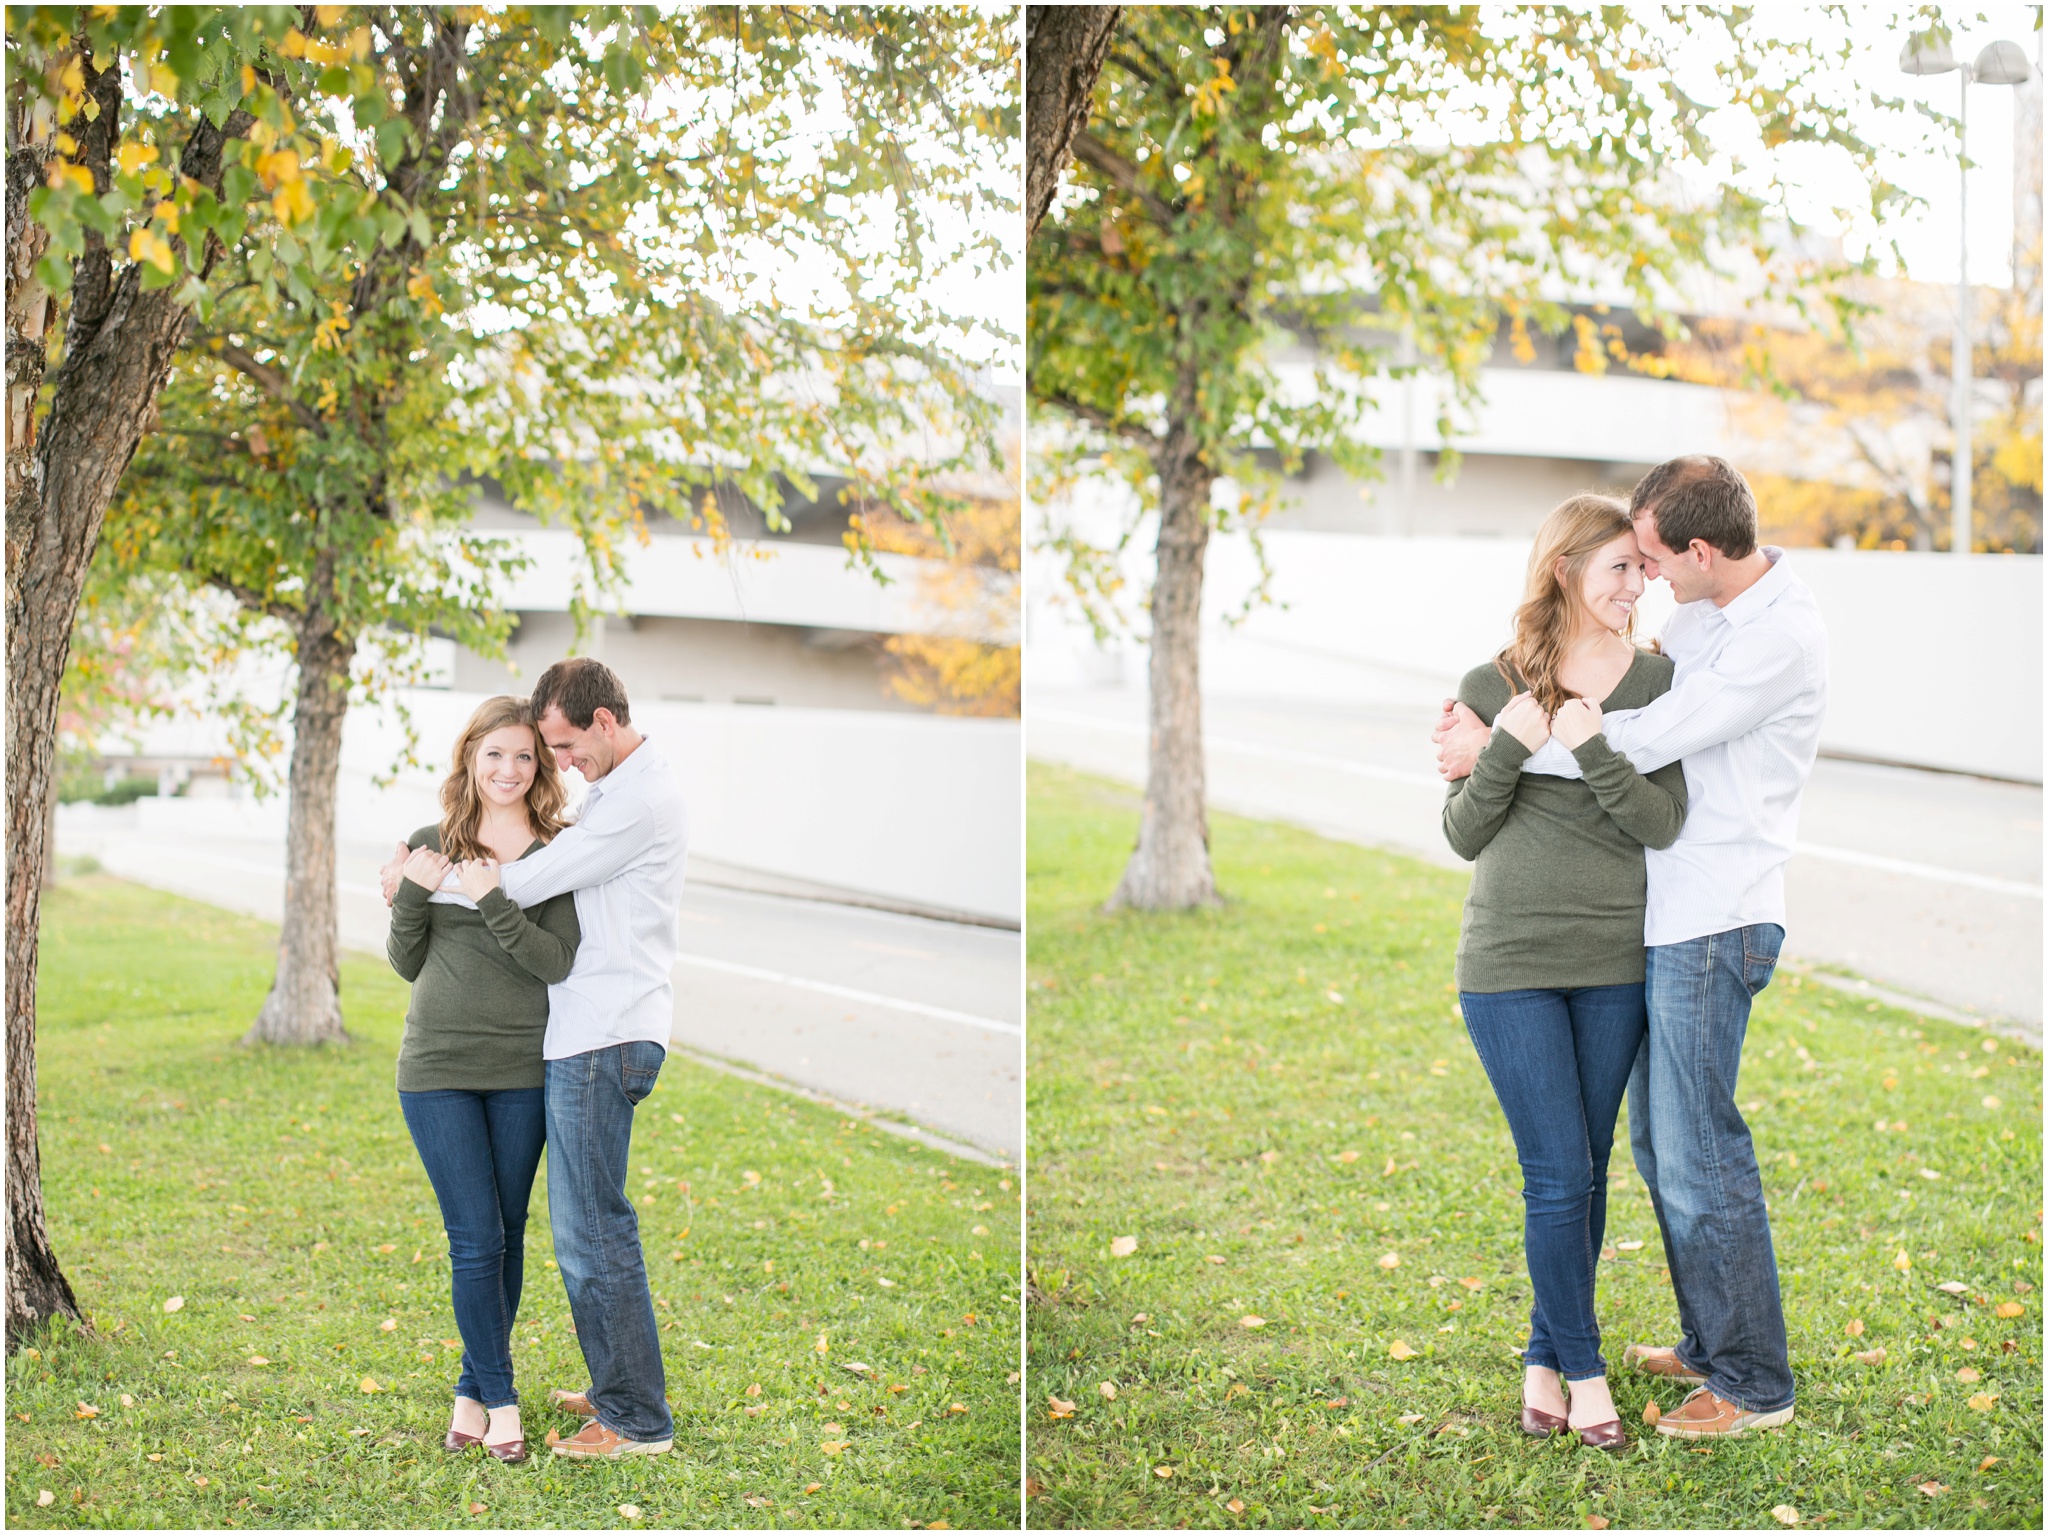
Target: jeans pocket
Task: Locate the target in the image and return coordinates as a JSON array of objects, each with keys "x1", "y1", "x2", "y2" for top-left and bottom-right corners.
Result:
[
  {"x1": 618, "y1": 1042, "x2": 664, "y2": 1105},
  {"x1": 1742, "y1": 923, "x2": 1784, "y2": 997}
]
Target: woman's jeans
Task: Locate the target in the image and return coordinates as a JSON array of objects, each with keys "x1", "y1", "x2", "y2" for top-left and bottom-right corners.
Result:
[
  {"x1": 399, "y1": 1087, "x2": 547, "y2": 1409},
  {"x1": 1460, "y1": 984, "x2": 1647, "y2": 1381}
]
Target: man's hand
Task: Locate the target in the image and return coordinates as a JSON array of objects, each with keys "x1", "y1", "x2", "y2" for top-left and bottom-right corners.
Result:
[
  {"x1": 400, "y1": 846, "x2": 451, "y2": 893},
  {"x1": 455, "y1": 857, "x2": 502, "y2": 901},
  {"x1": 1496, "y1": 692, "x2": 1551, "y2": 753},
  {"x1": 1552, "y1": 697, "x2": 1603, "y2": 750},
  {"x1": 380, "y1": 841, "x2": 412, "y2": 905},
  {"x1": 1434, "y1": 699, "x2": 1492, "y2": 781}
]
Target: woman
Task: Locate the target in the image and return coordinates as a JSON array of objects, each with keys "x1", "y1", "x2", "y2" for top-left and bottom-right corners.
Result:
[
  {"x1": 387, "y1": 695, "x2": 580, "y2": 1465},
  {"x1": 1443, "y1": 495, "x2": 1687, "y2": 1453}
]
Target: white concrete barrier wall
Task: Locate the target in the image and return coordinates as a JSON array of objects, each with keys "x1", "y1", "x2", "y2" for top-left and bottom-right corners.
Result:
[
  {"x1": 1030, "y1": 528, "x2": 2042, "y2": 783},
  {"x1": 102, "y1": 694, "x2": 1022, "y2": 924}
]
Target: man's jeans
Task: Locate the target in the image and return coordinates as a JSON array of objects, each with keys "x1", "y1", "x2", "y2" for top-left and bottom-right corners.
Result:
[
  {"x1": 1630, "y1": 923, "x2": 1795, "y2": 1414},
  {"x1": 1461, "y1": 984, "x2": 1646, "y2": 1381},
  {"x1": 399, "y1": 1087, "x2": 547, "y2": 1409},
  {"x1": 546, "y1": 1041, "x2": 672, "y2": 1442}
]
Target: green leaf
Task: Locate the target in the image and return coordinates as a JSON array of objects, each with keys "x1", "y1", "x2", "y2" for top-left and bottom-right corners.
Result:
[
  {"x1": 220, "y1": 163, "x2": 258, "y2": 209},
  {"x1": 33, "y1": 253, "x2": 73, "y2": 298},
  {"x1": 376, "y1": 117, "x2": 408, "y2": 170}
]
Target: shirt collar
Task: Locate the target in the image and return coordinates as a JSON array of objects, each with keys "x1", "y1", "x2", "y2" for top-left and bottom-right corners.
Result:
[
  {"x1": 584, "y1": 733, "x2": 656, "y2": 802},
  {"x1": 1719, "y1": 547, "x2": 1790, "y2": 629}
]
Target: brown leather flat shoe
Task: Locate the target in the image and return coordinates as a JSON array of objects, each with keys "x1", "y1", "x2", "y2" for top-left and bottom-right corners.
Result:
[
  {"x1": 1575, "y1": 1418, "x2": 1628, "y2": 1453},
  {"x1": 1519, "y1": 1405, "x2": 1568, "y2": 1438},
  {"x1": 483, "y1": 1436, "x2": 529, "y2": 1464},
  {"x1": 443, "y1": 1429, "x2": 483, "y2": 1452}
]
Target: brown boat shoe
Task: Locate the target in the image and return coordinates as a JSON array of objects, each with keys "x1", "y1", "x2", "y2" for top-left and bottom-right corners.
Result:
[
  {"x1": 1654, "y1": 1386, "x2": 1794, "y2": 1439},
  {"x1": 1622, "y1": 1344, "x2": 1708, "y2": 1386},
  {"x1": 547, "y1": 1419, "x2": 674, "y2": 1460},
  {"x1": 547, "y1": 1387, "x2": 597, "y2": 1419}
]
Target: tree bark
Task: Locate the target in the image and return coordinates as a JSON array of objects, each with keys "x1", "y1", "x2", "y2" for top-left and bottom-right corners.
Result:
[
  {"x1": 1108, "y1": 407, "x2": 1219, "y2": 911},
  {"x1": 1025, "y1": 5, "x2": 1121, "y2": 242},
  {"x1": 244, "y1": 583, "x2": 355, "y2": 1048}
]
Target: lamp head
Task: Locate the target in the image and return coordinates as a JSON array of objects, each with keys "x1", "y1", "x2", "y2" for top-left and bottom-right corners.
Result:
[
  {"x1": 1899, "y1": 32, "x2": 1958, "y2": 74},
  {"x1": 1972, "y1": 39, "x2": 2032, "y2": 86}
]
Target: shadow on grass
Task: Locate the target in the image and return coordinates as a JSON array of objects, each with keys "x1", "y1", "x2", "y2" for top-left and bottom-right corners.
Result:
[
  {"x1": 7, "y1": 877, "x2": 1020, "y2": 1530},
  {"x1": 1025, "y1": 762, "x2": 2042, "y2": 1531}
]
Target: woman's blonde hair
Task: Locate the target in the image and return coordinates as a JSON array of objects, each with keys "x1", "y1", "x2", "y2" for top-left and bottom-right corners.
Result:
[
  {"x1": 1495, "y1": 494, "x2": 1638, "y2": 713},
  {"x1": 439, "y1": 695, "x2": 568, "y2": 863}
]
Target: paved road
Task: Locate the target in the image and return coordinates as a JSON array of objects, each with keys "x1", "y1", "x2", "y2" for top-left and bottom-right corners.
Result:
[
  {"x1": 54, "y1": 811, "x2": 1021, "y2": 1161},
  {"x1": 1028, "y1": 684, "x2": 2042, "y2": 1034}
]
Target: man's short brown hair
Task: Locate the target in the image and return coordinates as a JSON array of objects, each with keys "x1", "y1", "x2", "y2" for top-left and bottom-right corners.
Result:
[
  {"x1": 1629, "y1": 455, "x2": 1758, "y2": 560},
  {"x1": 530, "y1": 656, "x2": 632, "y2": 729}
]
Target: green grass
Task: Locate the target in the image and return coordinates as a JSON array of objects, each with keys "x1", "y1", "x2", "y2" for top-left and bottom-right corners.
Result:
[
  {"x1": 1023, "y1": 763, "x2": 2042, "y2": 1530},
  {"x1": 6, "y1": 878, "x2": 1020, "y2": 1530}
]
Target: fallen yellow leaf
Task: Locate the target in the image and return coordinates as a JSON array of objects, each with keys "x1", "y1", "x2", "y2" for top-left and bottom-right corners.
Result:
[
  {"x1": 1110, "y1": 1236, "x2": 1138, "y2": 1258},
  {"x1": 1852, "y1": 1348, "x2": 1886, "y2": 1365},
  {"x1": 1154, "y1": 1465, "x2": 1174, "y2": 1478},
  {"x1": 1995, "y1": 1301, "x2": 2025, "y2": 1318},
  {"x1": 1586, "y1": 1517, "x2": 1610, "y2": 1531},
  {"x1": 1458, "y1": 1277, "x2": 1483, "y2": 1290},
  {"x1": 358, "y1": 1376, "x2": 384, "y2": 1394},
  {"x1": 1917, "y1": 1482, "x2": 1948, "y2": 1497},
  {"x1": 821, "y1": 1440, "x2": 849, "y2": 1455},
  {"x1": 162, "y1": 1296, "x2": 184, "y2": 1313},
  {"x1": 1893, "y1": 1251, "x2": 1912, "y2": 1272},
  {"x1": 1226, "y1": 1498, "x2": 1247, "y2": 1514},
  {"x1": 246, "y1": 1356, "x2": 269, "y2": 1367},
  {"x1": 1845, "y1": 1318, "x2": 1865, "y2": 1337},
  {"x1": 378, "y1": 1318, "x2": 397, "y2": 1332},
  {"x1": 804, "y1": 1482, "x2": 822, "y2": 1494},
  {"x1": 617, "y1": 1505, "x2": 643, "y2": 1520},
  {"x1": 1979, "y1": 1456, "x2": 2001, "y2": 1471},
  {"x1": 1387, "y1": 1339, "x2": 1417, "y2": 1360},
  {"x1": 376, "y1": 1244, "x2": 396, "y2": 1254},
  {"x1": 75, "y1": 1402, "x2": 99, "y2": 1419},
  {"x1": 1956, "y1": 1366, "x2": 1981, "y2": 1382},
  {"x1": 1967, "y1": 1393, "x2": 1998, "y2": 1412},
  {"x1": 1771, "y1": 1504, "x2": 1799, "y2": 1526},
  {"x1": 1338, "y1": 1151, "x2": 1359, "y2": 1163},
  {"x1": 468, "y1": 1503, "x2": 486, "y2": 1516},
  {"x1": 1098, "y1": 1382, "x2": 1117, "y2": 1400},
  {"x1": 1642, "y1": 1401, "x2": 1661, "y2": 1426},
  {"x1": 1047, "y1": 1395, "x2": 1075, "y2": 1420},
  {"x1": 1239, "y1": 1315, "x2": 1265, "y2": 1329},
  {"x1": 1378, "y1": 1252, "x2": 1401, "y2": 1270}
]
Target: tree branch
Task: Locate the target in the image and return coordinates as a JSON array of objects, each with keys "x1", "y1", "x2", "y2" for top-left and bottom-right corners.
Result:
[
  {"x1": 203, "y1": 572, "x2": 299, "y2": 626},
  {"x1": 201, "y1": 339, "x2": 326, "y2": 434},
  {"x1": 1035, "y1": 389, "x2": 1161, "y2": 446},
  {"x1": 1070, "y1": 131, "x2": 1182, "y2": 228}
]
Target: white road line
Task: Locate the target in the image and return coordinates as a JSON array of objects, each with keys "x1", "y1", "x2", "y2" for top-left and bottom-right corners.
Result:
[
  {"x1": 1030, "y1": 709, "x2": 1441, "y2": 788},
  {"x1": 1030, "y1": 710, "x2": 2042, "y2": 897},
  {"x1": 1793, "y1": 843, "x2": 2042, "y2": 899},
  {"x1": 674, "y1": 953, "x2": 1022, "y2": 1036}
]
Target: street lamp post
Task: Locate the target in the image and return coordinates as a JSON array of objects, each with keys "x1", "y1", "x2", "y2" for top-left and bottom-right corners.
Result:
[{"x1": 1901, "y1": 32, "x2": 2032, "y2": 556}]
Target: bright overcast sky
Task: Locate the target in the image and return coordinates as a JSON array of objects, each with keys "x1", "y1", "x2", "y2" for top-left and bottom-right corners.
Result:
[{"x1": 1753, "y1": 3, "x2": 2042, "y2": 288}]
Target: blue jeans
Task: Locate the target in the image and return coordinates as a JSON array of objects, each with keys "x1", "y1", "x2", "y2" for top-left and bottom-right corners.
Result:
[
  {"x1": 398, "y1": 1087, "x2": 547, "y2": 1409},
  {"x1": 545, "y1": 1041, "x2": 672, "y2": 1443},
  {"x1": 1461, "y1": 985, "x2": 1647, "y2": 1381},
  {"x1": 1629, "y1": 923, "x2": 1795, "y2": 1413}
]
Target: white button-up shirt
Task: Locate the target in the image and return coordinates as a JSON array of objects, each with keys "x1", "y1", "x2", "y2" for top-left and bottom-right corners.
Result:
[
  {"x1": 497, "y1": 737, "x2": 689, "y2": 1060},
  {"x1": 1516, "y1": 549, "x2": 1828, "y2": 947}
]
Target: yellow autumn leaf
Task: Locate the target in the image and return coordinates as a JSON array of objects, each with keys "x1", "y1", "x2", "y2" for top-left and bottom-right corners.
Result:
[
  {"x1": 115, "y1": 141, "x2": 159, "y2": 176},
  {"x1": 1893, "y1": 1251, "x2": 1911, "y2": 1272},
  {"x1": 378, "y1": 1318, "x2": 397, "y2": 1332},
  {"x1": 358, "y1": 1376, "x2": 384, "y2": 1393},
  {"x1": 247, "y1": 1355, "x2": 270, "y2": 1367},
  {"x1": 1153, "y1": 1465, "x2": 1174, "y2": 1479},
  {"x1": 1771, "y1": 1505, "x2": 1799, "y2": 1526},
  {"x1": 1226, "y1": 1498, "x2": 1247, "y2": 1514},
  {"x1": 467, "y1": 1502, "x2": 486, "y2": 1516},
  {"x1": 820, "y1": 1440, "x2": 849, "y2": 1455},
  {"x1": 1966, "y1": 1393, "x2": 1998, "y2": 1412},
  {"x1": 1994, "y1": 1301, "x2": 2024, "y2": 1318},
  {"x1": 1239, "y1": 1315, "x2": 1265, "y2": 1329},
  {"x1": 617, "y1": 1505, "x2": 643, "y2": 1521},
  {"x1": 1642, "y1": 1401, "x2": 1661, "y2": 1425},
  {"x1": 1845, "y1": 1318, "x2": 1865, "y2": 1337},
  {"x1": 162, "y1": 1296, "x2": 184, "y2": 1313},
  {"x1": 1956, "y1": 1366, "x2": 1981, "y2": 1382},
  {"x1": 376, "y1": 1244, "x2": 396, "y2": 1254},
  {"x1": 1387, "y1": 1339, "x2": 1417, "y2": 1360},
  {"x1": 1046, "y1": 1395, "x2": 1075, "y2": 1420},
  {"x1": 273, "y1": 178, "x2": 315, "y2": 225},
  {"x1": 1852, "y1": 1347, "x2": 1886, "y2": 1365},
  {"x1": 1917, "y1": 1482, "x2": 1948, "y2": 1497},
  {"x1": 1458, "y1": 1277, "x2": 1483, "y2": 1290},
  {"x1": 1098, "y1": 1382, "x2": 1117, "y2": 1400},
  {"x1": 1110, "y1": 1236, "x2": 1138, "y2": 1258},
  {"x1": 1378, "y1": 1252, "x2": 1400, "y2": 1270}
]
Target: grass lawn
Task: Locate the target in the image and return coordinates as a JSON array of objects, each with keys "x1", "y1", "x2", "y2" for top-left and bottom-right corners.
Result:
[
  {"x1": 1024, "y1": 763, "x2": 2042, "y2": 1531},
  {"x1": 5, "y1": 877, "x2": 1020, "y2": 1531}
]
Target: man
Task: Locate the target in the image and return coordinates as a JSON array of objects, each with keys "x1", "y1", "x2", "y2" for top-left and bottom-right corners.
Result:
[
  {"x1": 382, "y1": 657, "x2": 686, "y2": 1459},
  {"x1": 1434, "y1": 455, "x2": 1827, "y2": 1439}
]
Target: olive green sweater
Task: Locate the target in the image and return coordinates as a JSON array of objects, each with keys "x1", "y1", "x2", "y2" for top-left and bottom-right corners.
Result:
[
  {"x1": 387, "y1": 825, "x2": 581, "y2": 1093},
  {"x1": 1444, "y1": 651, "x2": 1688, "y2": 993}
]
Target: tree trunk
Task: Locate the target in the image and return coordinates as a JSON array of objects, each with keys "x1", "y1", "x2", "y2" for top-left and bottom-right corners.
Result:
[
  {"x1": 1025, "y1": 4, "x2": 1121, "y2": 242},
  {"x1": 1108, "y1": 415, "x2": 1218, "y2": 911},
  {"x1": 245, "y1": 600, "x2": 355, "y2": 1047}
]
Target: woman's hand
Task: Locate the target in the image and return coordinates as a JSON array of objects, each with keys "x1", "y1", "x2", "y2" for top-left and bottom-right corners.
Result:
[
  {"x1": 1496, "y1": 692, "x2": 1552, "y2": 752},
  {"x1": 1552, "y1": 697, "x2": 1603, "y2": 750},
  {"x1": 455, "y1": 857, "x2": 502, "y2": 901},
  {"x1": 401, "y1": 846, "x2": 452, "y2": 892}
]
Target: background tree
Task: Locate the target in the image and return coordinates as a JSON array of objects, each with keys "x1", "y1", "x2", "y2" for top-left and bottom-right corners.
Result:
[
  {"x1": 7, "y1": 2, "x2": 1017, "y2": 1346},
  {"x1": 1028, "y1": 4, "x2": 1904, "y2": 909},
  {"x1": 1025, "y1": 4, "x2": 1120, "y2": 240}
]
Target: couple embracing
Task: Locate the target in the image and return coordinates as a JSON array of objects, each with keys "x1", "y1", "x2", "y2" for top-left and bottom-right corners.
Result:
[
  {"x1": 1437, "y1": 455, "x2": 1827, "y2": 1451},
  {"x1": 378, "y1": 657, "x2": 684, "y2": 1463}
]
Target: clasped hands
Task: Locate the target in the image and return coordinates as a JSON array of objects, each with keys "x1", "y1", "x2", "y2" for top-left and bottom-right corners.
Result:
[
  {"x1": 392, "y1": 844, "x2": 501, "y2": 903},
  {"x1": 1431, "y1": 694, "x2": 1602, "y2": 780}
]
